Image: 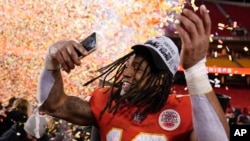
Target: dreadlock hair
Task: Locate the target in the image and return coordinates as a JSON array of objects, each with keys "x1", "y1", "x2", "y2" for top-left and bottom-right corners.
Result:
[{"x1": 83, "y1": 48, "x2": 174, "y2": 121}]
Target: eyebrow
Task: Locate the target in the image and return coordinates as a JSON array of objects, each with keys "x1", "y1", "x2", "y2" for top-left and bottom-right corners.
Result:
[{"x1": 131, "y1": 59, "x2": 144, "y2": 68}]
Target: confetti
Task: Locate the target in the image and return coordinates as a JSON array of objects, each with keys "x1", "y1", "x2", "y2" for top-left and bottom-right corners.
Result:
[{"x1": 0, "y1": 0, "x2": 187, "y2": 105}]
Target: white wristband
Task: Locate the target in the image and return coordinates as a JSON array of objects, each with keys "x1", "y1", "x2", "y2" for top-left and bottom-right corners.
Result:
[
  {"x1": 184, "y1": 58, "x2": 212, "y2": 95},
  {"x1": 44, "y1": 54, "x2": 60, "y2": 70}
]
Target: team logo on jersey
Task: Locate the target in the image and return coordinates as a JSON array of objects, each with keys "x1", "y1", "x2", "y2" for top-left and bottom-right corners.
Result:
[{"x1": 158, "y1": 109, "x2": 180, "y2": 131}]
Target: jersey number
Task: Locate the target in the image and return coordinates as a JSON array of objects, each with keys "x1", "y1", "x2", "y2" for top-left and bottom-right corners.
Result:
[{"x1": 107, "y1": 128, "x2": 168, "y2": 141}]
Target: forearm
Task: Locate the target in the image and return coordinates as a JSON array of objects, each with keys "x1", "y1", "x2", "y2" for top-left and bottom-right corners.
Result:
[
  {"x1": 37, "y1": 68, "x2": 64, "y2": 111},
  {"x1": 37, "y1": 68, "x2": 79, "y2": 118},
  {"x1": 38, "y1": 68, "x2": 95, "y2": 125},
  {"x1": 38, "y1": 51, "x2": 64, "y2": 108},
  {"x1": 37, "y1": 52, "x2": 70, "y2": 116},
  {"x1": 185, "y1": 58, "x2": 229, "y2": 141},
  {"x1": 190, "y1": 93, "x2": 229, "y2": 141},
  {"x1": 37, "y1": 41, "x2": 96, "y2": 125}
]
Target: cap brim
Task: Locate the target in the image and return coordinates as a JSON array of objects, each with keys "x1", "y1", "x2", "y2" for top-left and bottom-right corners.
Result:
[{"x1": 132, "y1": 45, "x2": 168, "y2": 70}]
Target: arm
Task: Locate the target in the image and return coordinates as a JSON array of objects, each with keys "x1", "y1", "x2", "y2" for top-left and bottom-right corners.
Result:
[
  {"x1": 175, "y1": 5, "x2": 229, "y2": 141},
  {"x1": 37, "y1": 40, "x2": 96, "y2": 126}
]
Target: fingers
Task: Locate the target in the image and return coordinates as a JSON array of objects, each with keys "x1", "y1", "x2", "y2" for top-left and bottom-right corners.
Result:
[
  {"x1": 73, "y1": 41, "x2": 89, "y2": 58},
  {"x1": 200, "y1": 5, "x2": 211, "y2": 36},
  {"x1": 174, "y1": 4, "x2": 211, "y2": 69},
  {"x1": 175, "y1": 4, "x2": 211, "y2": 44},
  {"x1": 60, "y1": 48, "x2": 75, "y2": 73},
  {"x1": 174, "y1": 23, "x2": 189, "y2": 50},
  {"x1": 48, "y1": 40, "x2": 84, "y2": 73}
]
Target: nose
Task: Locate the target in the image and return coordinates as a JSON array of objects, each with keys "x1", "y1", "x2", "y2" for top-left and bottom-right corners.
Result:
[{"x1": 123, "y1": 65, "x2": 134, "y2": 78}]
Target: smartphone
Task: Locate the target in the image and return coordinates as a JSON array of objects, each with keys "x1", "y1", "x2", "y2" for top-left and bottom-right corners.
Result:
[{"x1": 75, "y1": 32, "x2": 97, "y2": 57}]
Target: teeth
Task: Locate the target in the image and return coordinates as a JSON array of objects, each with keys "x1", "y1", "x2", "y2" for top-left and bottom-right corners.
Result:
[
  {"x1": 121, "y1": 82, "x2": 132, "y2": 95},
  {"x1": 123, "y1": 82, "x2": 131, "y2": 86}
]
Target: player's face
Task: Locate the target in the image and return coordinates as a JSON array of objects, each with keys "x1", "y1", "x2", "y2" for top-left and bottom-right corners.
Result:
[{"x1": 120, "y1": 55, "x2": 151, "y2": 95}]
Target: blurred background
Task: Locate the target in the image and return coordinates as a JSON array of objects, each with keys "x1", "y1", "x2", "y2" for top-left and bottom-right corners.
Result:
[{"x1": 0, "y1": 0, "x2": 249, "y2": 125}]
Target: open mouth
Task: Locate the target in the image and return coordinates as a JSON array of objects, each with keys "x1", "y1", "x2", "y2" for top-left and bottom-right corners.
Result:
[
  {"x1": 120, "y1": 81, "x2": 133, "y2": 95},
  {"x1": 122, "y1": 81, "x2": 132, "y2": 92}
]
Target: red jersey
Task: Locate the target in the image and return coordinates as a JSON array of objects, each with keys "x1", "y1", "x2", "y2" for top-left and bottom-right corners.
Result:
[{"x1": 89, "y1": 87, "x2": 193, "y2": 141}]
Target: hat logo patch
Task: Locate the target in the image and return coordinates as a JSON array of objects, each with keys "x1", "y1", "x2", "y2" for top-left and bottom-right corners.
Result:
[
  {"x1": 135, "y1": 35, "x2": 180, "y2": 75},
  {"x1": 158, "y1": 109, "x2": 180, "y2": 131},
  {"x1": 147, "y1": 39, "x2": 173, "y2": 62},
  {"x1": 159, "y1": 47, "x2": 172, "y2": 62}
]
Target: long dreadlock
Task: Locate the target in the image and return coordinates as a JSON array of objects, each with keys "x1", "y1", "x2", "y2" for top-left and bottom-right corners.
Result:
[{"x1": 83, "y1": 48, "x2": 174, "y2": 121}]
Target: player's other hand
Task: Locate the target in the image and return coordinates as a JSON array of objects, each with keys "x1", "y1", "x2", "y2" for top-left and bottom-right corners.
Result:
[{"x1": 175, "y1": 4, "x2": 211, "y2": 69}]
